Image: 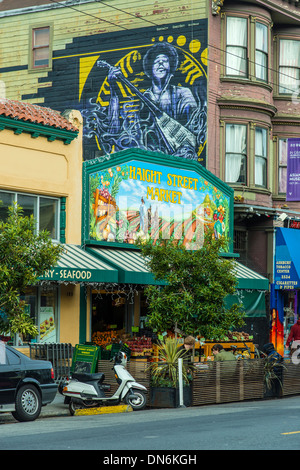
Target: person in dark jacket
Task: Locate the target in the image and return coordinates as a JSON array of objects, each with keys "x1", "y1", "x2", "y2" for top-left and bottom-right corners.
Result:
[{"x1": 262, "y1": 343, "x2": 283, "y2": 362}]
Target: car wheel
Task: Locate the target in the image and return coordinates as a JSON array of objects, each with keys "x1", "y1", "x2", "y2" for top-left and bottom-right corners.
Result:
[{"x1": 12, "y1": 384, "x2": 42, "y2": 422}]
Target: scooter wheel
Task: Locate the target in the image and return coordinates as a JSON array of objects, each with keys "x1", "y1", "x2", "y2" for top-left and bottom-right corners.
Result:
[
  {"x1": 69, "y1": 400, "x2": 77, "y2": 416},
  {"x1": 125, "y1": 389, "x2": 147, "y2": 411}
]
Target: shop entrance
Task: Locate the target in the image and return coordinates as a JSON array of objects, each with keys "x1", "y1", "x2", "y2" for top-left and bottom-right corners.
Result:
[{"x1": 91, "y1": 293, "x2": 134, "y2": 339}]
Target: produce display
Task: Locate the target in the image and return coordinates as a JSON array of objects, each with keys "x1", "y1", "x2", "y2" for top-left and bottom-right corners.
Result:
[
  {"x1": 91, "y1": 328, "x2": 255, "y2": 362},
  {"x1": 126, "y1": 336, "x2": 153, "y2": 356},
  {"x1": 92, "y1": 330, "x2": 118, "y2": 348},
  {"x1": 226, "y1": 331, "x2": 253, "y2": 341}
]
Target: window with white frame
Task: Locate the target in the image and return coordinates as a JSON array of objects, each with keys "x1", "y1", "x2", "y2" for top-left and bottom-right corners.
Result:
[
  {"x1": 226, "y1": 16, "x2": 248, "y2": 77},
  {"x1": 279, "y1": 39, "x2": 300, "y2": 94},
  {"x1": 278, "y1": 139, "x2": 287, "y2": 194},
  {"x1": 0, "y1": 191, "x2": 59, "y2": 240},
  {"x1": 255, "y1": 127, "x2": 267, "y2": 187},
  {"x1": 255, "y1": 23, "x2": 268, "y2": 82},
  {"x1": 225, "y1": 123, "x2": 247, "y2": 184}
]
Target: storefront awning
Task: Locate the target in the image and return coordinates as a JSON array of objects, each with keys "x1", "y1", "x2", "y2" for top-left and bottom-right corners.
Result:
[
  {"x1": 87, "y1": 247, "x2": 162, "y2": 285},
  {"x1": 87, "y1": 247, "x2": 269, "y2": 289},
  {"x1": 233, "y1": 261, "x2": 269, "y2": 290},
  {"x1": 39, "y1": 244, "x2": 118, "y2": 283}
]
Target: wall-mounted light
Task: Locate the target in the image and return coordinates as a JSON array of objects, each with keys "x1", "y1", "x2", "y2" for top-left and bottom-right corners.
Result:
[{"x1": 278, "y1": 213, "x2": 288, "y2": 221}]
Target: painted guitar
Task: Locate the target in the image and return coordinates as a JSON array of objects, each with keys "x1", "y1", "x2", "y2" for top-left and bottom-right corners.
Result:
[{"x1": 97, "y1": 60, "x2": 196, "y2": 153}]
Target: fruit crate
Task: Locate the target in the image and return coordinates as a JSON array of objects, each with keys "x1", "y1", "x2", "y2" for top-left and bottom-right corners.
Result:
[
  {"x1": 110, "y1": 343, "x2": 131, "y2": 361},
  {"x1": 98, "y1": 347, "x2": 111, "y2": 360}
]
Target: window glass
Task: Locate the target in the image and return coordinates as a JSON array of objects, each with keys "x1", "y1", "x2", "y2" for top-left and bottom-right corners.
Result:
[
  {"x1": 0, "y1": 191, "x2": 14, "y2": 221},
  {"x1": 0, "y1": 192, "x2": 60, "y2": 239},
  {"x1": 16, "y1": 194, "x2": 37, "y2": 232},
  {"x1": 225, "y1": 124, "x2": 247, "y2": 183},
  {"x1": 7, "y1": 348, "x2": 21, "y2": 365},
  {"x1": 226, "y1": 17, "x2": 248, "y2": 77},
  {"x1": 40, "y1": 197, "x2": 58, "y2": 239},
  {"x1": 279, "y1": 39, "x2": 300, "y2": 94},
  {"x1": 32, "y1": 27, "x2": 50, "y2": 68},
  {"x1": 279, "y1": 139, "x2": 287, "y2": 193},
  {"x1": 33, "y1": 28, "x2": 49, "y2": 47},
  {"x1": 255, "y1": 127, "x2": 267, "y2": 187},
  {"x1": 33, "y1": 48, "x2": 49, "y2": 68},
  {"x1": 256, "y1": 23, "x2": 268, "y2": 81}
]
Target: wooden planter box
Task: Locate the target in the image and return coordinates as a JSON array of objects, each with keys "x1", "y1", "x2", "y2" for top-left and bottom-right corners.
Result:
[
  {"x1": 264, "y1": 379, "x2": 283, "y2": 399},
  {"x1": 150, "y1": 385, "x2": 192, "y2": 408}
]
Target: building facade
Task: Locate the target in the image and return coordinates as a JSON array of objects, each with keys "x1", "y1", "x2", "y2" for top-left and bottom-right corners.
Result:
[
  {"x1": 0, "y1": 99, "x2": 83, "y2": 346},
  {"x1": 2, "y1": 0, "x2": 300, "y2": 349}
]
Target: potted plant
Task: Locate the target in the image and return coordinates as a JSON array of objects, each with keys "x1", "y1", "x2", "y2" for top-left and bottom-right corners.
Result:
[
  {"x1": 263, "y1": 352, "x2": 286, "y2": 398},
  {"x1": 148, "y1": 337, "x2": 194, "y2": 408}
]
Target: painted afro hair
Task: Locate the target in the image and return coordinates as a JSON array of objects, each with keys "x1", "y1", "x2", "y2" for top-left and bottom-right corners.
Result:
[{"x1": 143, "y1": 42, "x2": 179, "y2": 78}]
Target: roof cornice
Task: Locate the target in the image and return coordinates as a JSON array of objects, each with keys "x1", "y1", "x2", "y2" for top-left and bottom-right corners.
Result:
[{"x1": 0, "y1": 114, "x2": 78, "y2": 144}]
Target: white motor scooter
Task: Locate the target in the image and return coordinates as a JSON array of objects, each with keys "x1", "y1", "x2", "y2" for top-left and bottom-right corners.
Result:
[{"x1": 62, "y1": 350, "x2": 147, "y2": 415}]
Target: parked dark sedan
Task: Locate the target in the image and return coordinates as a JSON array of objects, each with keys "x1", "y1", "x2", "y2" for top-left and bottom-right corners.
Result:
[{"x1": 0, "y1": 343, "x2": 58, "y2": 422}]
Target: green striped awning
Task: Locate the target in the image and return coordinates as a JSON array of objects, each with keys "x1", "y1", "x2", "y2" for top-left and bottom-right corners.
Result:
[
  {"x1": 87, "y1": 247, "x2": 161, "y2": 285},
  {"x1": 87, "y1": 248, "x2": 268, "y2": 289},
  {"x1": 233, "y1": 261, "x2": 269, "y2": 290},
  {"x1": 39, "y1": 244, "x2": 118, "y2": 283}
]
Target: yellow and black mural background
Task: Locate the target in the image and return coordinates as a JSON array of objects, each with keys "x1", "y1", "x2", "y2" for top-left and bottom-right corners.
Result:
[{"x1": 23, "y1": 20, "x2": 207, "y2": 164}]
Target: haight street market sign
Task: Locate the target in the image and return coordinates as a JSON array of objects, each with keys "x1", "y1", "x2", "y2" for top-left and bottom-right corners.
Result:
[{"x1": 83, "y1": 150, "x2": 233, "y2": 250}]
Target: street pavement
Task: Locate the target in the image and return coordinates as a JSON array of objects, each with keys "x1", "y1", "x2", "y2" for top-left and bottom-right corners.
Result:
[
  {"x1": 0, "y1": 392, "x2": 69, "y2": 423},
  {"x1": 40, "y1": 392, "x2": 70, "y2": 418},
  {"x1": 0, "y1": 392, "x2": 136, "y2": 422}
]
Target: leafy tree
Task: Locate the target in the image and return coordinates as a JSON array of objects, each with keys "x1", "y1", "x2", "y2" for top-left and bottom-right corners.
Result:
[
  {"x1": 137, "y1": 231, "x2": 245, "y2": 340},
  {"x1": 0, "y1": 203, "x2": 64, "y2": 337}
]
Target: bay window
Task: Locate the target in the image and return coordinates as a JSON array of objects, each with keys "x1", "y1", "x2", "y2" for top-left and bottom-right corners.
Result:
[
  {"x1": 224, "y1": 14, "x2": 271, "y2": 85},
  {"x1": 226, "y1": 17, "x2": 248, "y2": 77},
  {"x1": 224, "y1": 123, "x2": 269, "y2": 188},
  {"x1": 279, "y1": 39, "x2": 300, "y2": 94},
  {"x1": 225, "y1": 124, "x2": 247, "y2": 184},
  {"x1": 255, "y1": 127, "x2": 267, "y2": 187},
  {"x1": 255, "y1": 23, "x2": 268, "y2": 82}
]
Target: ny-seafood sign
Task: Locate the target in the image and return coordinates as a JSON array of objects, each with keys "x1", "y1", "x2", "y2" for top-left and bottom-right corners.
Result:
[{"x1": 88, "y1": 159, "x2": 230, "y2": 250}]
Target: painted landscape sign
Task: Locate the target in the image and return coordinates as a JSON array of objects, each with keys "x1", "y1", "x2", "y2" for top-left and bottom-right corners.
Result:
[{"x1": 85, "y1": 151, "x2": 232, "y2": 251}]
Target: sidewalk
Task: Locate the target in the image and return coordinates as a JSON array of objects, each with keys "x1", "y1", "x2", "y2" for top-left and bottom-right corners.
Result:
[{"x1": 40, "y1": 394, "x2": 133, "y2": 417}]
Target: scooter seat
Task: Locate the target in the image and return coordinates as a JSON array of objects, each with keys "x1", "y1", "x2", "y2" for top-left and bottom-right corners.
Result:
[{"x1": 72, "y1": 372, "x2": 105, "y2": 383}]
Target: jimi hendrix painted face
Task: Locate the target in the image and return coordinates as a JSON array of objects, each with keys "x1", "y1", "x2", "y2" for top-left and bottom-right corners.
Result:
[{"x1": 152, "y1": 54, "x2": 171, "y2": 81}]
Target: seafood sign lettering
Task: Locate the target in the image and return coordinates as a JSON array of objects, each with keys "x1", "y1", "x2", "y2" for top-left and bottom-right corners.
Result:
[
  {"x1": 43, "y1": 269, "x2": 92, "y2": 280},
  {"x1": 129, "y1": 165, "x2": 199, "y2": 204}
]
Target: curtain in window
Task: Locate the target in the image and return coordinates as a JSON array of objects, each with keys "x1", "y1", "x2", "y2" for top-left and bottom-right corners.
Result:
[
  {"x1": 256, "y1": 23, "x2": 268, "y2": 81},
  {"x1": 279, "y1": 39, "x2": 300, "y2": 93},
  {"x1": 255, "y1": 128, "x2": 267, "y2": 187},
  {"x1": 279, "y1": 139, "x2": 287, "y2": 193},
  {"x1": 225, "y1": 124, "x2": 247, "y2": 183},
  {"x1": 226, "y1": 17, "x2": 247, "y2": 76}
]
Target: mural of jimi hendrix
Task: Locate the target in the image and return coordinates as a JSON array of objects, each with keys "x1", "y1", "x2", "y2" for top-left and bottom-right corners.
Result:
[{"x1": 83, "y1": 42, "x2": 207, "y2": 162}]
